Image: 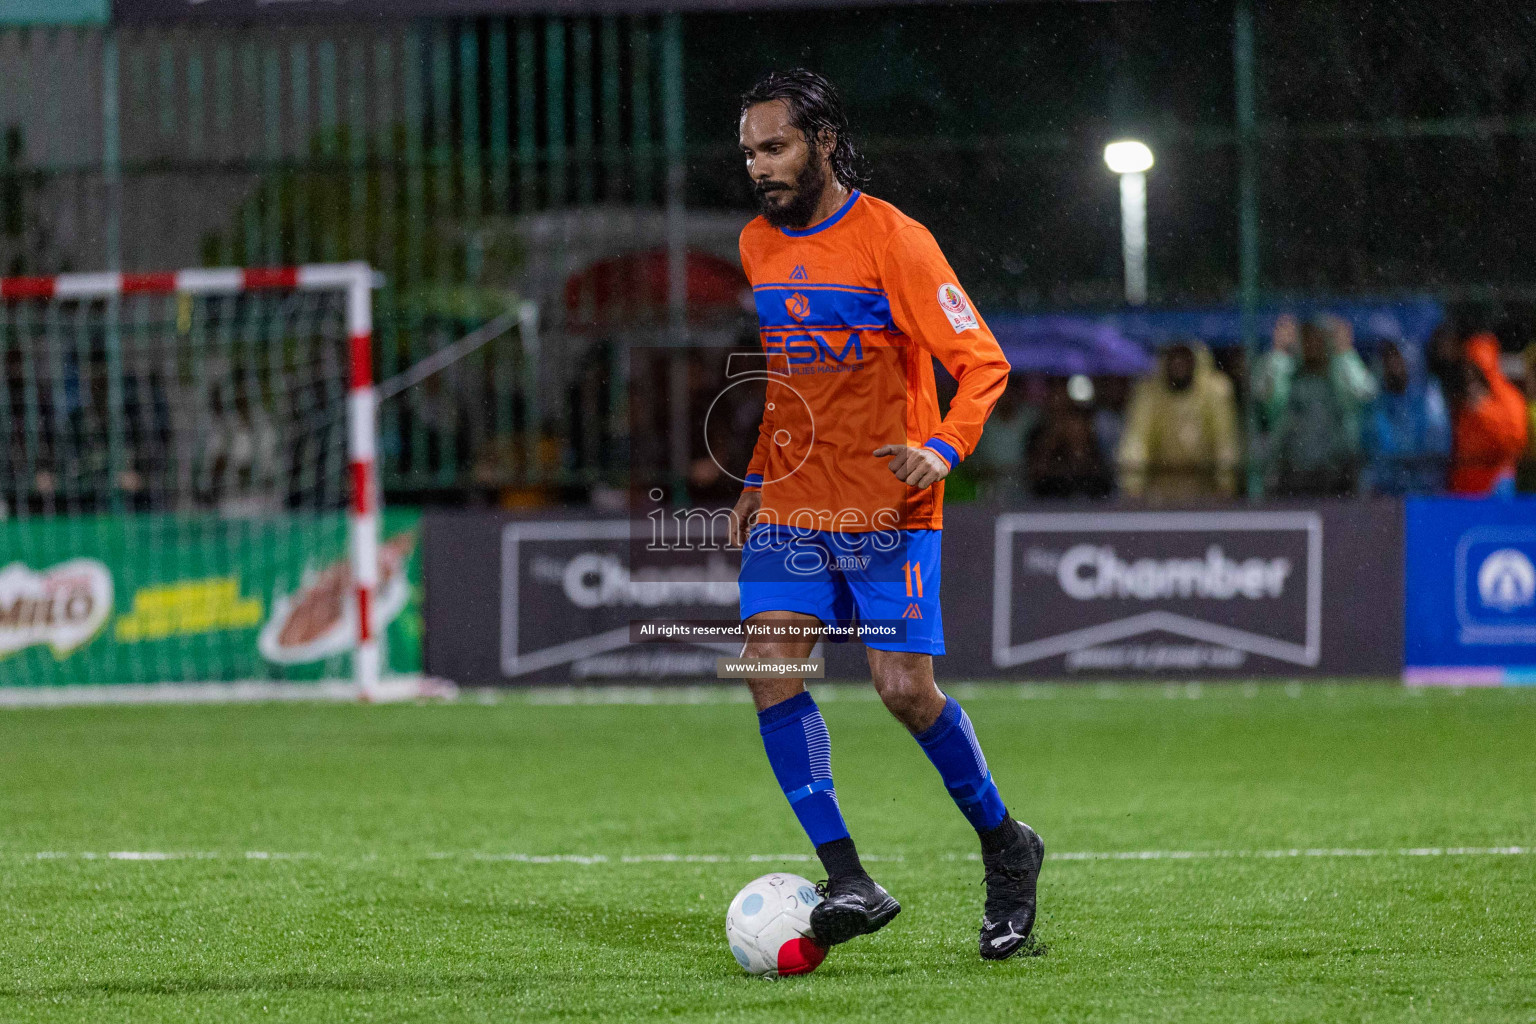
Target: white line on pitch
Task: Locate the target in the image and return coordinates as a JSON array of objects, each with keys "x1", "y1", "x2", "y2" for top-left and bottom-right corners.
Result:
[
  {"x1": 10, "y1": 846, "x2": 1530, "y2": 864},
  {"x1": 953, "y1": 846, "x2": 1533, "y2": 861}
]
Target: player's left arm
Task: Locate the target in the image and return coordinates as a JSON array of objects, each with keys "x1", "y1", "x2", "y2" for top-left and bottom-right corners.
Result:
[{"x1": 874, "y1": 224, "x2": 1011, "y2": 488}]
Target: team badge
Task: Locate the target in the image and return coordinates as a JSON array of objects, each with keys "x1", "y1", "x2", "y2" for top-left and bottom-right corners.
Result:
[
  {"x1": 785, "y1": 292, "x2": 810, "y2": 322},
  {"x1": 937, "y1": 283, "x2": 978, "y2": 333}
]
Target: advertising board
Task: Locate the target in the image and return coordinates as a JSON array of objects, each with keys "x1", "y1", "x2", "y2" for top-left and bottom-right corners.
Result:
[
  {"x1": 425, "y1": 513, "x2": 752, "y2": 684},
  {"x1": 0, "y1": 510, "x2": 422, "y2": 688},
  {"x1": 425, "y1": 502, "x2": 1403, "y2": 685},
  {"x1": 977, "y1": 503, "x2": 1403, "y2": 677},
  {"x1": 989, "y1": 510, "x2": 1322, "y2": 674},
  {"x1": 1404, "y1": 498, "x2": 1536, "y2": 685}
]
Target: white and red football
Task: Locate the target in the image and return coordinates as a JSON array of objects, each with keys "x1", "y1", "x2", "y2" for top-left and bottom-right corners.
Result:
[{"x1": 724, "y1": 873, "x2": 828, "y2": 979}]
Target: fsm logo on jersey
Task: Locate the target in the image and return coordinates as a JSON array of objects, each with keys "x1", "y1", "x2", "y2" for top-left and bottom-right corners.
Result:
[
  {"x1": 1455, "y1": 530, "x2": 1536, "y2": 644},
  {"x1": 763, "y1": 332, "x2": 864, "y2": 367},
  {"x1": 992, "y1": 511, "x2": 1322, "y2": 673}
]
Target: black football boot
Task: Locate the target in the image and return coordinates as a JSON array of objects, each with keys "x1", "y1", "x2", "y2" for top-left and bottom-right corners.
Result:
[
  {"x1": 810, "y1": 874, "x2": 902, "y2": 947},
  {"x1": 979, "y1": 819, "x2": 1045, "y2": 960}
]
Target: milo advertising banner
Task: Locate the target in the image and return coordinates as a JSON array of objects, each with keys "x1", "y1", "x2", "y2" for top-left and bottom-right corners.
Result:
[{"x1": 0, "y1": 510, "x2": 422, "y2": 688}]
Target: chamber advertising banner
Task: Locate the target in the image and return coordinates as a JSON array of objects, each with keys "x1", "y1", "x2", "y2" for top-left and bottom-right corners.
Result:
[
  {"x1": 982, "y1": 504, "x2": 1401, "y2": 677},
  {"x1": 425, "y1": 502, "x2": 1403, "y2": 685},
  {"x1": 1404, "y1": 497, "x2": 1536, "y2": 686},
  {"x1": 425, "y1": 512, "x2": 757, "y2": 685},
  {"x1": 0, "y1": 510, "x2": 422, "y2": 688}
]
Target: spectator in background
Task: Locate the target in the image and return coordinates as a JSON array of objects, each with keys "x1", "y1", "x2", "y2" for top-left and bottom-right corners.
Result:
[
  {"x1": 1117, "y1": 340, "x2": 1239, "y2": 503},
  {"x1": 1027, "y1": 376, "x2": 1112, "y2": 499},
  {"x1": 1262, "y1": 315, "x2": 1377, "y2": 497},
  {"x1": 1090, "y1": 375, "x2": 1129, "y2": 472},
  {"x1": 198, "y1": 374, "x2": 280, "y2": 514},
  {"x1": 1362, "y1": 339, "x2": 1450, "y2": 495},
  {"x1": 1210, "y1": 346, "x2": 1250, "y2": 414},
  {"x1": 967, "y1": 375, "x2": 1036, "y2": 501},
  {"x1": 1443, "y1": 326, "x2": 1527, "y2": 496},
  {"x1": 1521, "y1": 344, "x2": 1536, "y2": 492}
]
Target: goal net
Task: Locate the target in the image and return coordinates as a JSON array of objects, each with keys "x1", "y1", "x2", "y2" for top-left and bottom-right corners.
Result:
[{"x1": 0, "y1": 265, "x2": 400, "y2": 700}]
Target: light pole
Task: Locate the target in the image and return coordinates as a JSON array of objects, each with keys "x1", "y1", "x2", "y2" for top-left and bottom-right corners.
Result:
[{"x1": 1104, "y1": 140, "x2": 1154, "y2": 306}]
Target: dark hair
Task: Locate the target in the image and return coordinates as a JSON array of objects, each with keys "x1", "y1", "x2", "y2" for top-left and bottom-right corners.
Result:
[{"x1": 741, "y1": 69, "x2": 868, "y2": 189}]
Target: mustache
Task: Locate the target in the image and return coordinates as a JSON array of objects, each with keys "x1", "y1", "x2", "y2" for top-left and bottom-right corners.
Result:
[{"x1": 754, "y1": 180, "x2": 792, "y2": 195}]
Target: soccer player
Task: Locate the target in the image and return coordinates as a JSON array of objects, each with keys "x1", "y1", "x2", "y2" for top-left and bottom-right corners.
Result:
[{"x1": 728, "y1": 69, "x2": 1044, "y2": 960}]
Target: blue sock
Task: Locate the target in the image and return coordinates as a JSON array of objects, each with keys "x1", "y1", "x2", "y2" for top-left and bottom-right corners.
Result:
[
  {"x1": 758, "y1": 691, "x2": 850, "y2": 848},
  {"x1": 914, "y1": 695, "x2": 1009, "y2": 832}
]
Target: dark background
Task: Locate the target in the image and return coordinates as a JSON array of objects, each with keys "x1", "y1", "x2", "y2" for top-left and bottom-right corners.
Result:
[
  {"x1": 684, "y1": 2, "x2": 1536, "y2": 307},
  {"x1": 113, "y1": 0, "x2": 1103, "y2": 19}
]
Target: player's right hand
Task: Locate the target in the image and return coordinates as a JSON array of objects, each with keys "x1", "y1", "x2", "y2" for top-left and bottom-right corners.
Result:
[{"x1": 729, "y1": 488, "x2": 762, "y2": 549}]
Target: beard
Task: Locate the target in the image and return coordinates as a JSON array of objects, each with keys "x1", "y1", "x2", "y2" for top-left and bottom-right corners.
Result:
[{"x1": 754, "y1": 151, "x2": 830, "y2": 228}]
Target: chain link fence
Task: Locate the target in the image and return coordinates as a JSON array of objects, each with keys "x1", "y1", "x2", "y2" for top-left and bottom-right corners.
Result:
[{"x1": 1, "y1": 2, "x2": 1533, "y2": 503}]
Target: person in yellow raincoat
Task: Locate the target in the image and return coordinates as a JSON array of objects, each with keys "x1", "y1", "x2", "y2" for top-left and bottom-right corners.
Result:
[{"x1": 1117, "y1": 339, "x2": 1241, "y2": 503}]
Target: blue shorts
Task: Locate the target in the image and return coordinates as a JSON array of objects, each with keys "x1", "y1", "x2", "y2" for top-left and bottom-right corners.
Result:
[{"x1": 738, "y1": 525, "x2": 944, "y2": 655}]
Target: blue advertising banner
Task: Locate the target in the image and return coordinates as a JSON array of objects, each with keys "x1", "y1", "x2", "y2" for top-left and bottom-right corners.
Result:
[{"x1": 1405, "y1": 497, "x2": 1536, "y2": 685}]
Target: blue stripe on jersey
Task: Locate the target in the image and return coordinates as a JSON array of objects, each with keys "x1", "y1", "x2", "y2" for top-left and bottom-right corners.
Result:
[{"x1": 753, "y1": 284, "x2": 895, "y2": 332}]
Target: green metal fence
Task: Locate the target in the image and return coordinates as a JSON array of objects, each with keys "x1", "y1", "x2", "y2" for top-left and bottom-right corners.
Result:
[
  {"x1": 0, "y1": 14, "x2": 686, "y2": 498},
  {"x1": 2, "y1": 2, "x2": 1533, "y2": 504}
]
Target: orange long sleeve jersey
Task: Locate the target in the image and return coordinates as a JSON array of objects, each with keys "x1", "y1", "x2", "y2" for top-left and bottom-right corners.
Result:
[{"x1": 738, "y1": 191, "x2": 1010, "y2": 532}]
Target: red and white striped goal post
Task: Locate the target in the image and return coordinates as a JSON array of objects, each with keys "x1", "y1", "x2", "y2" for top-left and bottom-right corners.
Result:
[{"x1": 0, "y1": 263, "x2": 384, "y2": 699}]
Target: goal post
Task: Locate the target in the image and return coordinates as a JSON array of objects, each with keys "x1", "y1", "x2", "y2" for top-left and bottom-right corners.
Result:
[{"x1": 0, "y1": 263, "x2": 389, "y2": 700}]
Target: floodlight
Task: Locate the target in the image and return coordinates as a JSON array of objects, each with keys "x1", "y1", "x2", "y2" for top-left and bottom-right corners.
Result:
[{"x1": 1104, "y1": 140, "x2": 1154, "y2": 175}]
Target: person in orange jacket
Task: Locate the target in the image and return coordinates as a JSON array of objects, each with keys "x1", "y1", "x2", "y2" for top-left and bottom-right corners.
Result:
[{"x1": 1447, "y1": 330, "x2": 1528, "y2": 495}]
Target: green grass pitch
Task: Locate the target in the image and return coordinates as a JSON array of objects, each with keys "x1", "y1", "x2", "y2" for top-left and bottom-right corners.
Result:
[{"x1": 2, "y1": 682, "x2": 1534, "y2": 1023}]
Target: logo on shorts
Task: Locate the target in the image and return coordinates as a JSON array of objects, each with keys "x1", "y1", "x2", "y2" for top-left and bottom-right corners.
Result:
[
  {"x1": 937, "y1": 283, "x2": 978, "y2": 333},
  {"x1": 903, "y1": 603, "x2": 924, "y2": 619},
  {"x1": 785, "y1": 292, "x2": 811, "y2": 322}
]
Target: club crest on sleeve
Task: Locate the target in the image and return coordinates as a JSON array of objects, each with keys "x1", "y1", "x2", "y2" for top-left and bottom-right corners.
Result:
[
  {"x1": 937, "y1": 283, "x2": 978, "y2": 333},
  {"x1": 785, "y1": 292, "x2": 811, "y2": 322}
]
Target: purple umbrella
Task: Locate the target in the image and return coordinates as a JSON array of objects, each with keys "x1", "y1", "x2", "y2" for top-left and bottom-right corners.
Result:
[{"x1": 987, "y1": 315, "x2": 1155, "y2": 377}]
